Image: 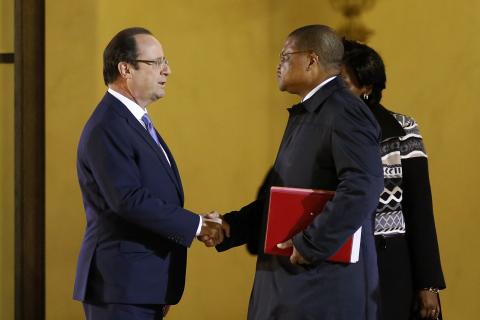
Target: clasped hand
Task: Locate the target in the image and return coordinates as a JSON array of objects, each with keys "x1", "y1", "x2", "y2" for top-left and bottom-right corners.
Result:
[
  {"x1": 197, "y1": 212, "x2": 230, "y2": 247},
  {"x1": 277, "y1": 239, "x2": 310, "y2": 265}
]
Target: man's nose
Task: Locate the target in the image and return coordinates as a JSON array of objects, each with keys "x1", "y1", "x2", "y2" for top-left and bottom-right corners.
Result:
[{"x1": 161, "y1": 64, "x2": 171, "y2": 76}]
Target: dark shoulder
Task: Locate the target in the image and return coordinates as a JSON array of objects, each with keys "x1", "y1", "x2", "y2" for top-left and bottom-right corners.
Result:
[
  {"x1": 81, "y1": 96, "x2": 129, "y2": 141},
  {"x1": 327, "y1": 87, "x2": 379, "y2": 129}
]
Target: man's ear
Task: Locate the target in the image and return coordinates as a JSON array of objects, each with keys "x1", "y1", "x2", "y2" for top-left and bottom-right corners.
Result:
[
  {"x1": 117, "y1": 62, "x2": 132, "y2": 79},
  {"x1": 307, "y1": 51, "x2": 319, "y2": 71}
]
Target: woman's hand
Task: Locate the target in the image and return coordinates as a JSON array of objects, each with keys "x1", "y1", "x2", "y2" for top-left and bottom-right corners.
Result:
[{"x1": 417, "y1": 289, "x2": 440, "y2": 319}]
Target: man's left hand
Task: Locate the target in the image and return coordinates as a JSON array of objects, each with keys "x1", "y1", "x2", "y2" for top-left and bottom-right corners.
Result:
[{"x1": 277, "y1": 239, "x2": 310, "y2": 265}]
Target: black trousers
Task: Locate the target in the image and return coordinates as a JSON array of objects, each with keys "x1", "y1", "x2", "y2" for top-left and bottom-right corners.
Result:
[{"x1": 83, "y1": 302, "x2": 165, "y2": 320}]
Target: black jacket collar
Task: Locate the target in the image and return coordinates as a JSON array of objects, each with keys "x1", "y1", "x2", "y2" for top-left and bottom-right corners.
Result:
[
  {"x1": 303, "y1": 76, "x2": 345, "y2": 113},
  {"x1": 289, "y1": 76, "x2": 345, "y2": 114},
  {"x1": 369, "y1": 104, "x2": 405, "y2": 140},
  {"x1": 286, "y1": 78, "x2": 405, "y2": 141}
]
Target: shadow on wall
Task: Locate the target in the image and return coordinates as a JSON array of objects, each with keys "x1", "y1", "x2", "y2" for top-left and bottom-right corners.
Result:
[{"x1": 330, "y1": 0, "x2": 377, "y2": 42}]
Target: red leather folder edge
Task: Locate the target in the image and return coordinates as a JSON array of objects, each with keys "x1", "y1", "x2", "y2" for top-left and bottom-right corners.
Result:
[{"x1": 264, "y1": 186, "x2": 361, "y2": 264}]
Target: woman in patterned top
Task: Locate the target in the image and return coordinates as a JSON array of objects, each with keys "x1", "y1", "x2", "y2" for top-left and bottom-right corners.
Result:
[{"x1": 341, "y1": 39, "x2": 446, "y2": 320}]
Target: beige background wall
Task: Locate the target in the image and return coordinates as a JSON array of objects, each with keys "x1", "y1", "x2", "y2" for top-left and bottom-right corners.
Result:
[{"x1": 0, "y1": 0, "x2": 475, "y2": 319}]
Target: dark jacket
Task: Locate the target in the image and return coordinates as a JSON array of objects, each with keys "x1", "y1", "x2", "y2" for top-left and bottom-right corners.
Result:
[
  {"x1": 218, "y1": 78, "x2": 384, "y2": 320},
  {"x1": 370, "y1": 104, "x2": 445, "y2": 320}
]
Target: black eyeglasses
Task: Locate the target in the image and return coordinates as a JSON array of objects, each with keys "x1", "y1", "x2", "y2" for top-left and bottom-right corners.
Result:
[
  {"x1": 132, "y1": 57, "x2": 169, "y2": 68},
  {"x1": 279, "y1": 50, "x2": 312, "y2": 64}
]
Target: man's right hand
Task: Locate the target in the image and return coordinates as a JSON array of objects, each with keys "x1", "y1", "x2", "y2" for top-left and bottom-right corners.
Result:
[{"x1": 197, "y1": 219, "x2": 224, "y2": 247}]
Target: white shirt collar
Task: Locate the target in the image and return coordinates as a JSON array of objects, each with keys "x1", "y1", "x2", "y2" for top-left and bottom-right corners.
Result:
[
  {"x1": 107, "y1": 87, "x2": 172, "y2": 166},
  {"x1": 301, "y1": 76, "x2": 337, "y2": 103},
  {"x1": 107, "y1": 88, "x2": 148, "y2": 125}
]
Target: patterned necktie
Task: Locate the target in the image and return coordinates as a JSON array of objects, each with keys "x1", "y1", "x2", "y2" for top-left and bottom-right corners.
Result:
[{"x1": 141, "y1": 114, "x2": 171, "y2": 166}]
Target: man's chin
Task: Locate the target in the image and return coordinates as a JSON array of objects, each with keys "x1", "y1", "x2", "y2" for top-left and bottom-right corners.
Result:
[{"x1": 153, "y1": 91, "x2": 165, "y2": 100}]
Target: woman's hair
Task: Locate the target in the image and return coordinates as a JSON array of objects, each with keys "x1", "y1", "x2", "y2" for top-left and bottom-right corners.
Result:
[{"x1": 342, "y1": 39, "x2": 386, "y2": 107}]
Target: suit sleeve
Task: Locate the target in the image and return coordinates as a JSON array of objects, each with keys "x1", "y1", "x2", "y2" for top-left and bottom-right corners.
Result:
[
  {"x1": 80, "y1": 122, "x2": 199, "y2": 248},
  {"x1": 292, "y1": 103, "x2": 384, "y2": 263}
]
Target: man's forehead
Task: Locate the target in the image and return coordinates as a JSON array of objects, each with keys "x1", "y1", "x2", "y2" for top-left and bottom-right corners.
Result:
[
  {"x1": 281, "y1": 37, "x2": 298, "y2": 52},
  {"x1": 134, "y1": 34, "x2": 164, "y2": 56},
  {"x1": 134, "y1": 34, "x2": 160, "y2": 46}
]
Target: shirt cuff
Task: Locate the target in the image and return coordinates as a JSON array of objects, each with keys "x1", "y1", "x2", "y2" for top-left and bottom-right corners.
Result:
[{"x1": 195, "y1": 215, "x2": 203, "y2": 236}]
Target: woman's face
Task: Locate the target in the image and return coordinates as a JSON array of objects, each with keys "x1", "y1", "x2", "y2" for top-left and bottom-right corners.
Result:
[{"x1": 340, "y1": 65, "x2": 368, "y2": 97}]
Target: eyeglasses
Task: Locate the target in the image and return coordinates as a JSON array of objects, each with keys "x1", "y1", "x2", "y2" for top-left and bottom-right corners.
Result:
[
  {"x1": 132, "y1": 57, "x2": 169, "y2": 68},
  {"x1": 279, "y1": 50, "x2": 312, "y2": 64}
]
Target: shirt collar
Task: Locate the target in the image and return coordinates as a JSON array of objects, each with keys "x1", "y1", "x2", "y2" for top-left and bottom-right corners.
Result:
[
  {"x1": 107, "y1": 87, "x2": 148, "y2": 121},
  {"x1": 301, "y1": 76, "x2": 337, "y2": 103}
]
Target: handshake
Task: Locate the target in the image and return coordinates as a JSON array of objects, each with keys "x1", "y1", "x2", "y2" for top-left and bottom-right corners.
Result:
[
  {"x1": 196, "y1": 211, "x2": 308, "y2": 265},
  {"x1": 197, "y1": 212, "x2": 230, "y2": 247}
]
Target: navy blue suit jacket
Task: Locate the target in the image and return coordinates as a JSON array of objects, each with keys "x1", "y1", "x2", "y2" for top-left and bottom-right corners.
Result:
[{"x1": 73, "y1": 92, "x2": 199, "y2": 305}]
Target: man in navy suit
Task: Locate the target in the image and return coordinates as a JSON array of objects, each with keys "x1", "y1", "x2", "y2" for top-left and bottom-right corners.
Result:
[
  {"x1": 207, "y1": 25, "x2": 384, "y2": 319},
  {"x1": 73, "y1": 27, "x2": 224, "y2": 320}
]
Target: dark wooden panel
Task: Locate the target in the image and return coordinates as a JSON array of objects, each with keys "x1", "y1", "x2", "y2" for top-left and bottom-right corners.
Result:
[
  {"x1": 0, "y1": 53, "x2": 14, "y2": 63},
  {"x1": 14, "y1": 0, "x2": 45, "y2": 319}
]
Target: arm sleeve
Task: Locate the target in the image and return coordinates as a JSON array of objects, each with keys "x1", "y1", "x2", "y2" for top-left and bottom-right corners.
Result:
[
  {"x1": 292, "y1": 105, "x2": 384, "y2": 263},
  {"x1": 215, "y1": 199, "x2": 265, "y2": 252},
  {"x1": 401, "y1": 146, "x2": 446, "y2": 289}
]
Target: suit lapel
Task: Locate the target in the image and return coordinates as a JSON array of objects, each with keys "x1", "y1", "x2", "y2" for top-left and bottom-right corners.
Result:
[
  {"x1": 105, "y1": 93, "x2": 184, "y2": 201},
  {"x1": 153, "y1": 129, "x2": 185, "y2": 205}
]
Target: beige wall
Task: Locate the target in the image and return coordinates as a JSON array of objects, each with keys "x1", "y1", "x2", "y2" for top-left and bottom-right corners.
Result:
[
  {"x1": 40, "y1": 1, "x2": 480, "y2": 319},
  {"x1": 46, "y1": 1, "x2": 100, "y2": 319},
  {"x1": 0, "y1": 0, "x2": 14, "y2": 319}
]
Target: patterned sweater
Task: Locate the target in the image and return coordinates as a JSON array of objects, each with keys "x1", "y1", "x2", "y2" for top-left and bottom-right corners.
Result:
[{"x1": 375, "y1": 112, "x2": 427, "y2": 235}]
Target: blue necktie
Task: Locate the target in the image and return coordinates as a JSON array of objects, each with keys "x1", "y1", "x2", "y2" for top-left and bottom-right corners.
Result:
[{"x1": 141, "y1": 114, "x2": 171, "y2": 166}]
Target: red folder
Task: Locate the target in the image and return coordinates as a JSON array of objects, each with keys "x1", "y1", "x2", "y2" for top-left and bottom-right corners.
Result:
[{"x1": 264, "y1": 186, "x2": 362, "y2": 263}]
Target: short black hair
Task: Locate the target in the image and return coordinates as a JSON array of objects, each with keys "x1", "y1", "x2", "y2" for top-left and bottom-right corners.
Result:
[
  {"x1": 342, "y1": 39, "x2": 386, "y2": 107},
  {"x1": 288, "y1": 25, "x2": 344, "y2": 72},
  {"x1": 103, "y1": 27, "x2": 153, "y2": 85}
]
